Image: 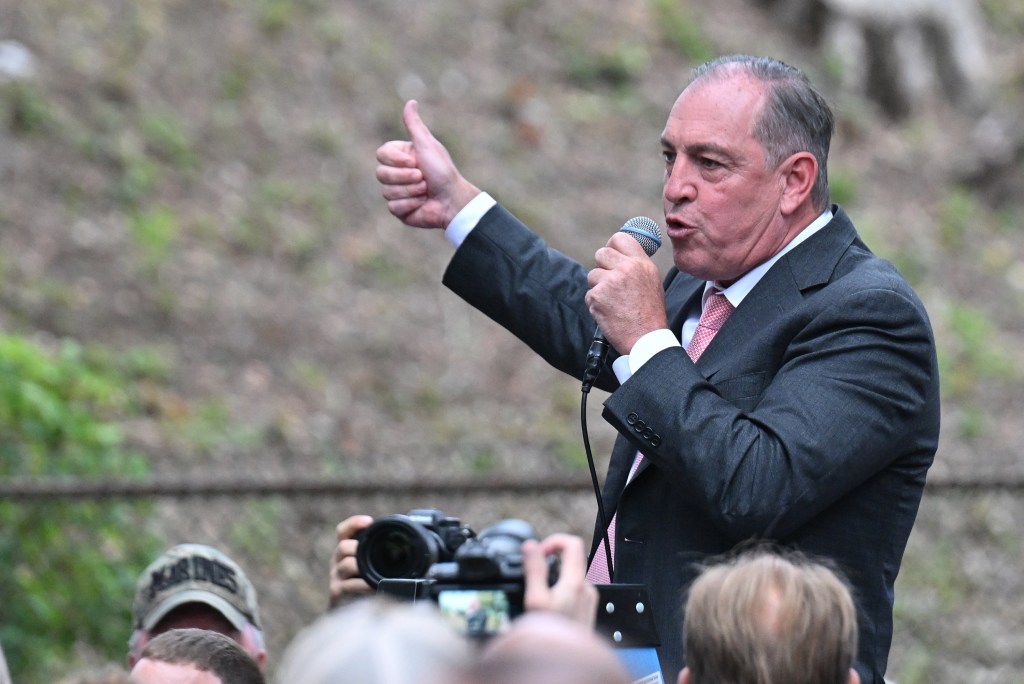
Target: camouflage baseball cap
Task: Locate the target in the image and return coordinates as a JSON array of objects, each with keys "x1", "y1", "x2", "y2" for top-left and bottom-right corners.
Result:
[{"x1": 132, "y1": 543, "x2": 263, "y2": 632}]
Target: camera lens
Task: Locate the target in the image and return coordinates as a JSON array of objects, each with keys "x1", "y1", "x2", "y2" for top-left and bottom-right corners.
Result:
[
  {"x1": 356, "y1": 516, "x2": 442, "y2": 588},
  {"x1": 368, "y1": 529, "x2": 420, "y2": 575}
]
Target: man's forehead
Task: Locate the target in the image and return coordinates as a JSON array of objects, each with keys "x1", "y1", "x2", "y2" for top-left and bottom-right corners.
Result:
[
  {"x1": 132, "y1": 658, "x2": 222, "y2": 684},
  {"x1": 662, "y1": 75, "x2": 765, "y2": 143},
  {"x1": 679, "y1": 72, "x2": 764, "y2": 112}
]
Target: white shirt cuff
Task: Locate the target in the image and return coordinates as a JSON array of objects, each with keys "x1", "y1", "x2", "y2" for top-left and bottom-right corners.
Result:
[
  {"x1": 444, "y1": 192, "x2": 495, "y2": 248},
  {"x1": 612, "y1": 329, "x2": 681, "y2": 383}
]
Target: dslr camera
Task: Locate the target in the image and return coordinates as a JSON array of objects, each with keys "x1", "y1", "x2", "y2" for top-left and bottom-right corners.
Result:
[{"x1": 355, "y1": 509, "x2": 557, "y2": 638}]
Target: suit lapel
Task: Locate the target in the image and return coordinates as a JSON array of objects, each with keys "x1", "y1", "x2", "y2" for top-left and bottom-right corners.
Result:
[
  {"x1": 696, "y1": 208, "x2": 859, "y2": 375},
  {"x1": 664, "y1": 269, "x2": 705, "y2": 337}
]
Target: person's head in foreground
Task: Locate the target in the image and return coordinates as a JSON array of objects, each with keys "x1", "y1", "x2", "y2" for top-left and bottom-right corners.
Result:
[
  {"x1": 128, "y1": 543, "x2": 266, "y2": 669},
  {"x1": 456, "y1": 611, "x2": 631, "y2": 684},
  {"x1": 680, "y1": 546, "x2": 859, "y2": 684},
  {"x1": 274, "y1": 597, "x2": 472, "y2": 684},
  {"x1": 130, "y1": 628, "x2": 264, "y2": 684}
]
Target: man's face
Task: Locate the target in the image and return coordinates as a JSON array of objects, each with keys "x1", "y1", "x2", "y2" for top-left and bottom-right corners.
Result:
[
  {"x1": 660, "y1": 71, "x2": 798, "y2": 284},
  {"x1": 131, "y1": 658, "x2": 222, "y2": 684}
]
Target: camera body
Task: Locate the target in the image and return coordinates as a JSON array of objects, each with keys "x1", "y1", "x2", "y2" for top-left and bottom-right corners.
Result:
[
  {"x1": 356, "y1": 509, "x2": 557, "y2": 638},
  {"x1": 355, "y1": 509, "x2": 474, "y2": 588}
]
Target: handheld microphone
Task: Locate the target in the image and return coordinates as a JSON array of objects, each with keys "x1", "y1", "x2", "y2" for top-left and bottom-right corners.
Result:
[{"x1": 581, "y1": 216, "x2": 662, "y2": 393}]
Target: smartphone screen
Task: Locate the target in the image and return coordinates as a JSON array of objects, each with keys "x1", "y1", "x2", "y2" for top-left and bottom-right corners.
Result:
[{"x1": 436, "y1": 588, "x2": 512, "y2": 637}]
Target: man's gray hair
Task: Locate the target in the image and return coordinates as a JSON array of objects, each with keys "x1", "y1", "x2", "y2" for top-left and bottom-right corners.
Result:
[{"x1": 690, "y1": 55, "x2": 835, "y2": 211}]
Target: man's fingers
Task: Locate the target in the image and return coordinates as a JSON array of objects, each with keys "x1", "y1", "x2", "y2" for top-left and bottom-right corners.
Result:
[
  {"x1": 329, "y1": 575, "x2": 373, "y2": 609},
  {"x1": 608, "y1": 231, "x2": 649, "y2": 256},
  {"x1": 594, "y1": 238, "x2": 643, "y2": 270},
  {"x1": 592, "y1": 246, "x2": 622, "y2": 275},
  {"x1": 335, "y1": 554, "x2": 362, "y2": 580},
  {"x1": 375, "y1": 140, "x2": 418, "y2": 167},
  {"x1": 335, "y1": 538, "x2": 361, "y2": 563},
  {"x1": 541, "y1": 533, "x2": 588, "y2": 576},
  {"x1": 378, "y1": 178, "x2": 427, "y2": 202},
  {"x1": 386, "y1": 197, "x2": 428, "y2": 220},
  {"x1": 337, "y1": 577, "x2": 371, "y2": 593},
  {"x1": 336, "y1": 515, "x2": 374, "y2": 542},
  {"x1": 521, "y1": 539, "x2": 550, "y2": 611},
  {"x1": 522, "y1": 534, "x2": 599, "y2": 626},
  {"x1": 375, "y1": 161, "x2": 423, "y2": 185}
]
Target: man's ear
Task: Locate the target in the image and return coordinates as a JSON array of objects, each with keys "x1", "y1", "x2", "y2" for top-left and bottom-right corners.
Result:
[
  {"x1": 678, "y1": 666, "x2": 691, "y2": 684},
  {"x1": 849, "y1": 668, "x2": 860, "y2": 684},
  {"x1": 778, "y1": 151, "x2": 817, "y2": 216}
]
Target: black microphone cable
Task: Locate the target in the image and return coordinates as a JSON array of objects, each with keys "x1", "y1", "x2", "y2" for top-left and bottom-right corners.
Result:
[
  {"x1": 581, "y1": 389, "x2": 616, "y2": 579},
  {"x1": 579, "y1": 216, "x2": 662, "y2": 582}
]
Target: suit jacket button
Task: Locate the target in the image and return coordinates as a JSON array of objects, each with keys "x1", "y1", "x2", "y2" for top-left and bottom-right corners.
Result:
[{"x1": 627, "y1": 412, "x2": 639, "y2": 425}]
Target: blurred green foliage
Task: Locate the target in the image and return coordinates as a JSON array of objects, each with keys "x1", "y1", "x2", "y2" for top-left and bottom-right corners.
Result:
[
  {"x1": 938, "y1": 186, "x2": 978, "y2": 249},
  {"x1": 259, "y1": 0, "x2": 298, "y2": 34},
  {"x1": 828, "y1": 169, "x2": 858, "y2": 207},
  {"x1": 980, "y1": 0, "x2": 1024, "y2": 33},
  {"x1": 564, "y1": 41, "x2": 651, "y2": 90},
  {"x1": 129, "y1": 206, "x2": 179, "y2": 271},
  {"x1": 0, "y1": 80, "x2": 54, "y2": 135},
  {"x1": 114, "y1": 150, "x2": 162, "y2": 209},
  {"x1": 941, "y1": 303, "x2": 1018, "y2": 397},
  {"x1": 651, "y1": 0, "x2": 715, "y2": 63},
  {"x1": 0, "y1": 336, "x2": 158, "y2": 684},
  {"x1": 163, "y1": 398, "x2": 264, "y2": 460},
  {"x1": 936, "y1": 302, "x2": 1019, "y2": 439},
  {"x1": 140, "y1": 111, "x2": 197, "y2": 171}
]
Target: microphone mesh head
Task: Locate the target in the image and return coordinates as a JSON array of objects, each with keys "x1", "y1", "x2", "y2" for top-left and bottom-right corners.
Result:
[{"x1": 621, "y1": 216, "x2": 662, "y2": 257}]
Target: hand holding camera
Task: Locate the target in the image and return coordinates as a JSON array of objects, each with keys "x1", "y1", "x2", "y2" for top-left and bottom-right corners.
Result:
[
  {"x1": 523, "y1": 533, "x2": 598, "y2": 629},
  {"x1": 336, "y1": 509, "x2": 594, "y2": 635},
  {"x1": 328, "y1": 514, "x2": 375, "y2": 608}
]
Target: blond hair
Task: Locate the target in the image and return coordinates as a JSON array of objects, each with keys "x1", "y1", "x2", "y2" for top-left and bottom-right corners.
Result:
[{"x1": 683, "y1": 547, "x2": 858, "y2": 684}]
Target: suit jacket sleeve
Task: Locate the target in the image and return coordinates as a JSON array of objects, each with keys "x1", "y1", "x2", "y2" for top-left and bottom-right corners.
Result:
[{"x1": 442, "y1": 203, "x2": 621, "y2": 390}]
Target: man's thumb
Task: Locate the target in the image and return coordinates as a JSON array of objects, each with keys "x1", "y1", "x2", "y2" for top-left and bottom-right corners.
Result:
[{"x1": 403, "y1": 99, "x2": 434, "y2": 146}]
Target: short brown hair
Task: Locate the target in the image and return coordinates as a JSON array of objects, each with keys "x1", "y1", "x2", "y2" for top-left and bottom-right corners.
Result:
[
  {"x1": 139, "y1": 628, "x2": 264, "y2": 684},
  {"x1": 683, "y1": 546, "x2": 858, "y2": 684}
]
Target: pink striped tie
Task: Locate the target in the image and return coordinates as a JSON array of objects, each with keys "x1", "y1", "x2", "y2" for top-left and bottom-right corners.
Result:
[
  {"x1": 686, "y1": 290, "x2": 734, "y2": 362},
  {"x1": 586, "y1": 290, "x2": 734, "y2": 583}
]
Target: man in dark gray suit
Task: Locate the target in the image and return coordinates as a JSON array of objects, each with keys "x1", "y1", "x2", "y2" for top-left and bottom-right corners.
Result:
[{"x1": 375, "y1": 54, "x2": 940, "y2": 684}]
